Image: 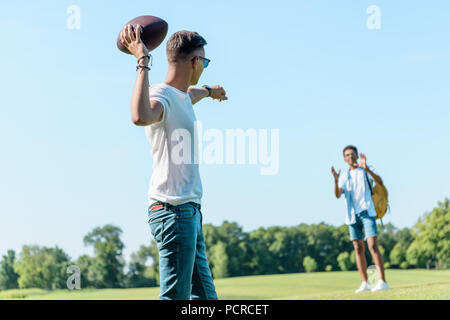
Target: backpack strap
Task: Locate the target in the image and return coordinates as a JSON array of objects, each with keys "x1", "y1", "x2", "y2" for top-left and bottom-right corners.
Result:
[
  {"x1": 365, "y1": 169, "x2": 382, "y2": 224},
  {"x1": 364, "y1": 170, "x2": 374, "y2": 196}
]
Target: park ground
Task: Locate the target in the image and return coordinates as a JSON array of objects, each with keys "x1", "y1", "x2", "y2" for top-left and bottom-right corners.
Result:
[{"x1": 1, "y1": 269, "x2": 449, "y2": 300}]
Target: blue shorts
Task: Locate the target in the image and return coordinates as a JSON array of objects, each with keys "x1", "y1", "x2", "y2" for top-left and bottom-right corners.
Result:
[{"x1": 348, "y1": 210, "x2": 378, "y2": 241}]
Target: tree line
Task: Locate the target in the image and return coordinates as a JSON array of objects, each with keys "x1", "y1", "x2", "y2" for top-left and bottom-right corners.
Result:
[{"x1": 1, "y1": 198, "x2": 448, "y2": 290}]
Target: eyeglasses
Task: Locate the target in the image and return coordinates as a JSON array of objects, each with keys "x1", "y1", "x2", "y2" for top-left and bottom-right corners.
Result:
[
  {"x1": 195, "y1": 56, "x2": 211, "y2": 68},
  {"x1": 344, "y1": 152, "x2": 356, "y2": 157}
]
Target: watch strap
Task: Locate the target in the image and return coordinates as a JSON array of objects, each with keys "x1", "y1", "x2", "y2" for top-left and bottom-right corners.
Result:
[{"x1": 202, "y1": 85, "x2": 212, "y2": 97}]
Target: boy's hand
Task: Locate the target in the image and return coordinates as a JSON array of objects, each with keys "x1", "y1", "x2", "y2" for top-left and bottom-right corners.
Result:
[
  {"x1": 358, "y1": 153, "x2": 368, "y2": 169},
  {"x1": 119, "y1": 24, "x2": 149, "y2": 60},
  {"x1": 210, "y1": 85, "x2": 228, "y2": 102},
  {"x1": 331, "y1": 166, "x2": 341, "y2": 182}
]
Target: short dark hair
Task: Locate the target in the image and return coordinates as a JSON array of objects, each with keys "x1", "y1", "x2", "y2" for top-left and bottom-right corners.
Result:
[
  {"x1": 166, "y1": 30, "x2": 207, "y2": 63},
  {"x1": 343, "y1": 145, "x2": 358, "y2": 156}
]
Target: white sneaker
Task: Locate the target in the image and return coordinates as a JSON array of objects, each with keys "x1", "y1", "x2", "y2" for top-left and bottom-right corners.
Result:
[
  {"x1": 355, "y1": 281, "x2": 372, "y2": 293},
  {"x1": 371, "y1": 280, "x2": 390, "y2": 292}
]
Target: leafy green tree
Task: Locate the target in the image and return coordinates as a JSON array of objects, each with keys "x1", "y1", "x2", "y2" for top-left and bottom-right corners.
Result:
[
  {"x1": 400, "y1": 261, "x2": 409, "y2": 269},
  {"x1": 204, "y1": 221, "x2": 251, "y2": 277},
  {"x1": 303, "y1": 256, "x2": 317, "y2": 273},
  {"x1": 0, "y1": 250, "x2": 19, "y2": 290},
  {"x1": 126, "y1": 244, "x2": 157, "y2": 288},
  {"x1": 377, "y1": 224, "x2": 414, "y2": 265},
  {"x1": 396, "y1": 228, "x2": 414, "y2": 246},
  {"x1": 210, "y1": 241, "x2": 229, "y2": 279},
  {"x1": 376, "y1": 222, "x2": 398, "y2": 257},
  {"x1": 325, "y1": 265, "x2": 333, "y2": 272},
  {"x1": 146, "y1": 242, "x2": 160, "y2": 285},
  {"x1": 304, "y1": 223, "x2": 338, "y2": 271},
  {"x1": 218, "y1": 222, "x2": 250, "y2": 276},
  {"x1": 76, "y1": 254, "x2": 101, "y2": 288},
  {"x1": 268, "y1": 227, "x2": 297, "y2": 273},
  {"x1": 386, "y1": 227, "x2": 414, "y2": 268},
  {"x1": 83, "y1": 224, "x2": 125, "y2": 288},
  {"x1": 14, "y1": 245, "x2": 70, "y2": 289},
  {"x1": 267, "y1": 228, "x2": 289, "y2": 273},
  {"x1": 337, "y1": 252, "x2": 352, "y2": 271},
  {"x1": 406, "y1": 241, "x2": 427, "y2": 268},
  {"x1": 389, "y1": 243, "x2": 408, "y2": 267},
  {"x1": 247, "y1": 225, "x2": 309, "y2": 275},
  {"x1": 246, "y1": 227, "x2": 278, "y2": 275},
  {"x1": 407, "y1": 199, "x2": 450, "y2": 269},
  {"x1": 331, "y1": 224, "x2": 354, "y2": 267}
]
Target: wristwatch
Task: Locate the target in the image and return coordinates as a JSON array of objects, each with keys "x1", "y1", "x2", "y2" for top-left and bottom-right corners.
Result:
[{"x1": 202, "y1": 85, "x2": 212, "y2": 97}]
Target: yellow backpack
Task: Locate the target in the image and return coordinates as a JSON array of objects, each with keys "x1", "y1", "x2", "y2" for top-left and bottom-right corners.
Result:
[{"x1": 364, "y1": 171, "x2": 389, "y2": 222}]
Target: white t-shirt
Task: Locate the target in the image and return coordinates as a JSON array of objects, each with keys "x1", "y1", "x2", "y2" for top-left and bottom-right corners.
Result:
[
  {"x1": 144, "y1": 83, "x2": 202, "y2": 206},
  {"x1": 338, "y1": 166, "x2": 377, "y2": 225}
]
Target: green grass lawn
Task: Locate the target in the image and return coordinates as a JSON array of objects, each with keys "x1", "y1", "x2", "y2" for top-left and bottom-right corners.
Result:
[{"x1": 1, "y1": 269, "x2": 449, "y2": 300}]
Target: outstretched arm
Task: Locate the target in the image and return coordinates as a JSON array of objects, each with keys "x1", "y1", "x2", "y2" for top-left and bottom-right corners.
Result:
[{"x1": 188, "y1": 85, "x2": 228, "y2": 105}]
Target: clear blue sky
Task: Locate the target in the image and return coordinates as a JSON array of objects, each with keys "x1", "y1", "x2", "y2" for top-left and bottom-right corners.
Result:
[{"x1": 1, "y1": 0, "x2": 449, "y2": 262}]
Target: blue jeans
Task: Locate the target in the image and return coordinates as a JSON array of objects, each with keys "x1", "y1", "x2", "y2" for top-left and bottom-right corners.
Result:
[
  {"x1": 147, "y1": 202, "x2": 218, "y2": 300},
  {"x1": 348, "y1": 210, "x2": 378, "y2": 241}
]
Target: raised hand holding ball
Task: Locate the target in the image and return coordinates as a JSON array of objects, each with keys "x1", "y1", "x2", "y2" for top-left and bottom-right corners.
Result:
[{"x1": 117, "y1": 15, "x2": 168, "y2": 57}]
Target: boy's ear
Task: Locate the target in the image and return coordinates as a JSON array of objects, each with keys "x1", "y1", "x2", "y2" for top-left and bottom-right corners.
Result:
[{"x1": 191, "y1": 56, "x2": 198, "y2": 69}]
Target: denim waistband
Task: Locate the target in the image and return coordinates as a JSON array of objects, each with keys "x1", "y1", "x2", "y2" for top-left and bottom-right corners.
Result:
[{"x1": 150, "y1": 201, "x2": 201, "y2": 211}]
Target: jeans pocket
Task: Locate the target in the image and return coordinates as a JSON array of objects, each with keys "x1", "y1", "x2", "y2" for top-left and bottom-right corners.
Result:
[
  {"x1": 149, "y1": 220, "x2": 164, "y2": 244},
  {"x1": 176, "y1": 205, "x2": 197, "y2": 219}
]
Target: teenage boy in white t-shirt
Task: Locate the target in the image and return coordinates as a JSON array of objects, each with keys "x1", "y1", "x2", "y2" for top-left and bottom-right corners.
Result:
[
  {"x1": 331, "y1": 145, "x2": 390, "y2": 293},
  {"x1": 120, "y1": 25, "x2": 228, "y2": 300}
]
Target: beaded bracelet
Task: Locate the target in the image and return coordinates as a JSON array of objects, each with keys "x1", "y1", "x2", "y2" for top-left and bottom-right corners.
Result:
[
  {"x1": 136, "y1": 65, "x2": 151, "y2": 71},
  {"x1": 137, "y1": 55, "x2": 150, "y2": 64},
  {"x1": 137, "y1": 54, "x2": 153, "y2": 66}
]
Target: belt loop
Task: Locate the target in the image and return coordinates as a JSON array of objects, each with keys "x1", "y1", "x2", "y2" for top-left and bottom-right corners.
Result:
[{"x1": 189, "y1": 202, "x2": 201, "y2": 211}]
